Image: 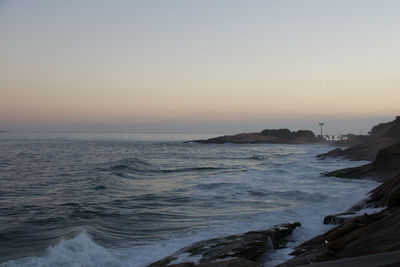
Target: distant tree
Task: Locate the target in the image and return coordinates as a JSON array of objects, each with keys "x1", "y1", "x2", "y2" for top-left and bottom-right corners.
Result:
[
  {"x1": 295, "y1": 130, "x2": 316, "y2": 138},
  {"x1": 260, "y1": 129, "x2": 293, "y2": 138}
]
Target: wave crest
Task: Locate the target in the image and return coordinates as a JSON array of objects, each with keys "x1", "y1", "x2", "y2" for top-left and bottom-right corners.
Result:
[{"x1": 4, "y1": 232, "x2": 118, "y2": 267}]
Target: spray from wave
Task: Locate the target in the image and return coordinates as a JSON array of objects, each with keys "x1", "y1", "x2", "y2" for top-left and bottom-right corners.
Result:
[{"x1": 3, "y1": 232, "x2": 120, "y2": 267}]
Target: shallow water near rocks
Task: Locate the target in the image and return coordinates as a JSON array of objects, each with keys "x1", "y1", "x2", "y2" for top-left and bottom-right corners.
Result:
[{"x1": 0, "y1": 132, "x2": 378, "y2": 266}]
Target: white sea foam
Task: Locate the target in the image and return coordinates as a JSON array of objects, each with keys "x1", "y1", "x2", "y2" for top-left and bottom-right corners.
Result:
[
  {"x1": 1, "y1": 141, "x2": 380, "y2": 267},
  {"x1": 4, "y1": 175, "x2": 378, "y2": 267},
  {"x1": 3, "y1": 232, "x2": 120, "y2": 267}
]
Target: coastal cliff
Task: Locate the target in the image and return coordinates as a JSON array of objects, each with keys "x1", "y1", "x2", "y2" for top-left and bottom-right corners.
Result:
[
  {"x1": 318, "y1": 116, "x2": 400, "y2": 161},
  {"x1": 278, "y1": 116, "x2": 400, "y2": 266},
  {"x1": 151, "y1": 117, "x2": 400, "y2": 267},
  {"x1": 190, "y1": 129, "x2": 318, "y2": 144},
  {"x1": 147, "y1": 223, "x2": 301, "y2": 267},
  {"x1": 325, "y1": 142, "x2": 400, "y2": 182},
  {"x1": 278, "y1": 172, "x2": 400, "y2": 267}
]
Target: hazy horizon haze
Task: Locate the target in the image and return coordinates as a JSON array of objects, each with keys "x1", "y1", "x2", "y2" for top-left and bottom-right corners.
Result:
[{"x1": 1, "y1": 0, "x2": 399, "y2": 134}]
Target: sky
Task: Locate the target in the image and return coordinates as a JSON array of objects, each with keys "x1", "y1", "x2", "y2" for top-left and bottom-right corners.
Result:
[{"x1": 0, "y1": 0, "x2": 399, "y2": 134}]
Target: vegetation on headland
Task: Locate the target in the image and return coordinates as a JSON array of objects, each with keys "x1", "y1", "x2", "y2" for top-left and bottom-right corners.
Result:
[
  {"x1": 189, "y1": 129, "x2": 319, "y2": 144},
  {"x1": 322, "y1": 116, "x2": 400, "y2": 182},
  {"x1": 318, "y1": 116, "x2": 400, "y2": 161}
]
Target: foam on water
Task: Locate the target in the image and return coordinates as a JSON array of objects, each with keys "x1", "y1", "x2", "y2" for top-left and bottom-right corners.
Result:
[
  {"x1": 3, "y1": 232, "x2": 118, "y2": 267},
  {"x1": 0, "y1": 133, "x2": 381, "y2": 266},
  {"x1": 4, "y1": 175, "x2": 377, "y2": 267}
]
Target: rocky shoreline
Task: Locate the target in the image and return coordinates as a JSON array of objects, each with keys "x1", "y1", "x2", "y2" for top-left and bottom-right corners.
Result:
[
  {"x1": 277, "y1": 173, "x2": 400, "y2": 267},
  {"x1": 149, "y1": 116, "x2": 400, "y2": 267},
  {"x1": 148, "y1": 223, "x2": 301, "y2": 267},
  {"x1": 277, "y1": 116, "x2": 400, "y2": 266},
  {"x1": 324, "y1": 142, "x2": 400, "y2": 182}
]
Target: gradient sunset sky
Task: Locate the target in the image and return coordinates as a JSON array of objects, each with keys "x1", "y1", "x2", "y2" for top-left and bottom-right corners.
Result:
[{"x1": 1, "y1": 0, "x2": 399, "y2": 134}]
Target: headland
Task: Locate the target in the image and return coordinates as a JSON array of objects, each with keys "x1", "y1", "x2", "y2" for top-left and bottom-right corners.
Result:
[
  {"x1": 188, "y1": 129, "x2": 319, "y2": 144},
  {"x1": 148, "y1": 116, "x2": 400, "y2": 267}
]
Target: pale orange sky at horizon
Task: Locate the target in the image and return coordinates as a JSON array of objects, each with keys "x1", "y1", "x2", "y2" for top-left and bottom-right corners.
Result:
[{"x1": 1, "y1": 1, "x2": 399, "y2": 133}]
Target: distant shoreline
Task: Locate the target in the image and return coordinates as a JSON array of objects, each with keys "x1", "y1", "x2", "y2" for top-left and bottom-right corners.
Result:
[{"x1": 188, "y1": 128, "x2": 323, "y2": 145}]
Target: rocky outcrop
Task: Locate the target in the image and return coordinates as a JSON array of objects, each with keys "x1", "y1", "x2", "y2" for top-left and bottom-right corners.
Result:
[
  {"x1": 367, "y1": 172, "x2": 400, "y2": 208},
  {"x1": 147, "y1": 222, "x2": 301, "y2": 267},
  {"x1": 189, "y1": 129, "x2": 318, "y2": 144},
  {"x1": 369, "y1": 116, "x2": 400, "y2": 139},
  {"x1": 278, "y1": 172, "x2": 400, "y2": 267},
  {"x1": 324, "y1": 143, "x2": 400, "y2": 182},
  {"x1": 317, "y1": 136, "x2": 395, "y2": 161},
  {"x1": 276, "y1": 119, "x2": 400, "y2": 266},
  {"x1": 317, "y1": 116, "x2": 400, "y2": 161},
  {"x1": 323, "y1": 212, "x2": 356, "y2": 225},
  {"x1": 158, "y1": 258, "x2": 259, "y2": 267},
  {"x1": 278, "y1": 208, "x2": 400, "y2": 267}
]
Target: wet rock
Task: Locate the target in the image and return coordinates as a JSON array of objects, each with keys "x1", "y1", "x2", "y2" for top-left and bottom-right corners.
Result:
[
  {"x1": 278, "y1": 206, "x2": 400, "y2": 266},
  {"x1": 367, "y1": 172, "x2": 400, "y2": 207},
  {"x1": 324, "y1": 143, "x2": 400, "y2": 182},
  {"x1": 148, "y1": 222, "x2": 301, "y2": 267},
  {"x1": 166, "y1": 258, "x2": 259, "y2": 267},
  {"x1": 323, "y1": 212, "x2": 356, "y2": 225},
  {"x1": 317, "y1": 137, "x2": 395, "y2": 161},
  {"x1": 318, "y1": 116, "x2": 400, "y2": 161},
  {"x1": 168, "y1": 263, "x2": 195, "y2": 267},
  {"x1": 196, "y1": 258, "x2": 259, "y2": 267}
]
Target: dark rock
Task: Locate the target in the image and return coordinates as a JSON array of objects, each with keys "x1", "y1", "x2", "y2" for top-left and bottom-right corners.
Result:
[
  {"x1": 367, "y1": 172, "x2": 400, "y2": 208},
  {"x1": 318, "y1": 116, "x2": 400, "y2": 161},
  {"x1": 150, "y1": 256, "x2": 179, "y2": 267},
  {"x1": 167, "y1": 258, "x2": 260, "y2": 267},
  {"x1": 260, "y1": 129, "x2": 293, "y2": 138},
  {"x1": 168, "y1": 259, "x2": 260, "y2": 267},
  {"x1": 369, "y1": 116, "x2": 400, "y2": 139},
  {"x1": 278, "y1": 208, "x2": 400, "y2": 266},
  {"x1": 197, "y1": 258, "x2": 259, "y2": 267},
  {"x1": 278, "y1": 172, "x2": 400, "y2": 267},
  {"x1": 323, "y1": 212, "x2": 356, "y2": 225},
  {"x1": 324, "y1": 143, "x2": 400, "y2": 182},
  {"x1": 168, "y1": 263, "x2": 195, "y2": 267},
  {"x1": 294, "y1": 130, "x2": 316, "y2": 138},
  {"x1": 147, "y1": 222, "x2": 301, "y2": 267},
  {"x1": 188, "y1": 129, "x2": 318, "y2": 144},
  {"x1": 317, "y1": 136, "x2": 396, "y2": 161}
]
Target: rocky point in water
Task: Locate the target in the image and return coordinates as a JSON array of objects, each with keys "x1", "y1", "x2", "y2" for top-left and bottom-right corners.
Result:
[
  {"x1": 189, "y1": 129, "x2": 318, "y2": 144},
  {"x1": 317, "y1": 116, "x2": 400, "y2": 161},
  {"x1": 277, "y1": 172, "x2": 400, "y2": 267},
  {"x1": 324, "y1": 142, "x2": 400, "y2": 182},
  {"x1": 275, "y1": 117, "x2": 400, "y2": 266},
  {"x1": 147, "y1": 222, "x2": 301, "y2": 267}
]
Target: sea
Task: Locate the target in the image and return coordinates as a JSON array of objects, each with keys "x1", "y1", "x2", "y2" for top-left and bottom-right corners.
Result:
[{"x1": 0, "y1": 132, "x2": 379, "y2": 267}]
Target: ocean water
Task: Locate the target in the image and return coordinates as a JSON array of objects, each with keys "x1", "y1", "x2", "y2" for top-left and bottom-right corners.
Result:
[{"x1": 0, "y1": 132, "x2": 379, "y2": 266}]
